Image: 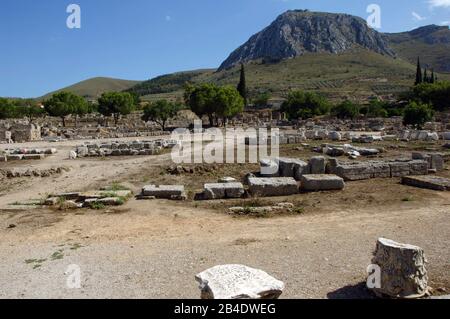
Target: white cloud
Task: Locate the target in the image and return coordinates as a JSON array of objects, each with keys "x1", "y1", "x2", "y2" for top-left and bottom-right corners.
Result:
[
  {"x1": 428, "y1": 0, "x2": 450, "y2": 9},
  {"x1": 412, "y1": 11, "x2": 426, "y2": 21},
  {"x1": 441, "y1": 20, "x2": 450, "y2": 25}
]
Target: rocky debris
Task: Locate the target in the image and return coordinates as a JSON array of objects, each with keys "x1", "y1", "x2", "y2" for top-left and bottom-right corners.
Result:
[
  {"x1": 443, "y1": 132, "x2": 450, "y2": 140},
  {"x1": 301, "y1": 174, "x2": 345, "y2": 192},
  {"x1": 46, "y1": 190, "x2": 133, "y2": 209},
  {"x1": 243, "y1": 173, "x2": 256, "y2": 185},
  {"x1": 352, "y1": 135, "x2": 382, "y2": 143},
  {"x1": 328, "y1": 131, "x2": 342, "y2": 141},
  {"x1": 399, "y1": 130, "x2": 440, "y2": 142},
  {"x1": 195, "y1": 264, "x2": 285, "y2": 299},
  {"x1": 260, "y1": 159, "x2": 279, "y2": 177},
  {"x1": 328, "y1": 159, "x2": 428, "y2": 181},
  {"x1": 402, "y1": 175, "x2": 450, "y2": 191},
  {"x1": 202, "y1": 183, "x2": 245, "y2": 200},
  {"x1": 370, "y1": 238, "x2": 428, "y2": 299},
  {"x1": 140, "y1": 185, "x2": 186, "y2": 200},
  {"x1": 0, "y1": 147, "x2": 56, "y2": 162},
  {"x1": 166, "y1": 164, "x2": 218, "y2": 175},
  {"x1": 218, "y1": 177, "x2": 238, "y2": 183},
  {"x1": 412, "y1": 152, "x2": 444, "y2": 171},
  {"x1": 308, "y1": 156, "x2": 326, "y2": 174},
  {"x1": 72, "y1": 139, "x2": 179, "y2": 158},
  {"x1": 248, "y1": 177, "x2": 298, "y2": 197},
  {"x1": 228, "y1": 202, "x2": 295, "y2": 215},
  {"x1": 0, "y1": 167, "x2": 70, "y2": 179},
  {"x1": 218, "y1": 10, "x2": 394, "y2": 70}
]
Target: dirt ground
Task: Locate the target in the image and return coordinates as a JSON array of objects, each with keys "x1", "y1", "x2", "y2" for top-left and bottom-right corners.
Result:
[{"x1": 0, "y1": 137, "x2": 449, "y2": 299}]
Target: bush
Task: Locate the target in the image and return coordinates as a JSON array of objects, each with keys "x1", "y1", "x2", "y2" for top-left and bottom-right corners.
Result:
[
  {"x1": 403, "y1": 101, "x2": 434, "y2": 129},
  {"x1": 333, "y1": 100, "x2": 359, "y2": 119},
  {"x1": 366, "y1": 99, "x2": 388, "y2": 118},
  {"x1": 409, "y1": 81, "x2": 450, "y2": 111},
  {"x1": 281, "y1": 91, "x2": 330, "y2": 120}
]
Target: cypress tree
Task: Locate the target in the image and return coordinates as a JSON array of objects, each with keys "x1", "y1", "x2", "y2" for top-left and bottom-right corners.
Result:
[
  {"x1": 415, "y1": 57, "x2": 422, "y2": 85},
  {"x1": 430, "y1": 69, "x2": 435, "y2": 84},
  {"x1": 237, "y1": 64, "x2": 248, "y2": 106},
  {"x1": 423, "y1": 68, "x2": 428, "y2": 83}
]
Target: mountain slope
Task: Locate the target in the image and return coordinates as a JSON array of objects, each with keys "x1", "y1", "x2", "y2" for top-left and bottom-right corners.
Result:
[
  {"x1": 40, "y1": 77, "x2": 141, "y2": 100},
  {"x1": 136, "y1": 49, "x2": 450, "y2": 103},
  {"x1": 219, "y1": 10, "x2": 395, "y2": 70},
  {"x1": 384, "y1": 25, "x2": 450, "y2": 73}
]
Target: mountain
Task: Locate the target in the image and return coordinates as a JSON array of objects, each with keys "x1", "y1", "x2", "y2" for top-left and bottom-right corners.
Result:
[
  {"x1": 219, "y1": 10, "x2": 395, "y2": 70},
  {"x1": 384, "y1": 25, "x2": 450, "y2": 73},
  {"x1": 39, "y1": 77, "x2": 141, "y2": 101}
]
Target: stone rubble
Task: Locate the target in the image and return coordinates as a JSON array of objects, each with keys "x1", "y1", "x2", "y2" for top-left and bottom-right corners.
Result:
[
  {"x1": 195, "y1": 264, "x2": 285, "y2": 299},
  {"x1": 300, "y1": 174, "x2": 345, "y2": 192},
  {"x1": 369, "y1": 238, "x2": 429, "y2": 299}
]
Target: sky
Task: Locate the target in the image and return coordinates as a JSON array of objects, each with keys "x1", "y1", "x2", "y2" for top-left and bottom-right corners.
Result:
[{"x1": 0, "y1": 0, "x2": 449, "y2": 98}]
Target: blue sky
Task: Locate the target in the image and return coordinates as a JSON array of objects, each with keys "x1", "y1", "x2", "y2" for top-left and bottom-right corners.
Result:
[{"x1": 0, "y1": 0, "x2": 449, "y2": 98}]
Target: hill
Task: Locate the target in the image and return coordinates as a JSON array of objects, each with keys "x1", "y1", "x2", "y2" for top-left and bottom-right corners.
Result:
[
  {"x1": 39, "y1": 77, "x2": 141, "y2": 101},
  {"x1": 384, "y1": 25, "x2": 450, "y2": 73},
  {"x1": 135, "y1": 48, "x2": 450, "y2": 103},
  {"x1": 219, "y1": 10, "x2": 395, "y2": 70}
]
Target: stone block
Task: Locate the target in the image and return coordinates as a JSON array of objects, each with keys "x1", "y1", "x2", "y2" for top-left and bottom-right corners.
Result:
[
  {"x1": 203, "y1": 183, "x2": 245, "y2": 200},
  {"x1": 248, "y1": 177, "x2": 298, "y2": 197},
  {"x1": 195, "y1": 264, "x2": 285, "y2": 299},
  {"x1": 402, "y1": 176, "x2": 450, "y2": 191},
  {"x1": 142, "y1": 185, "x2": 185, "y2": 199},
  {"x1": 370, "y1": 238, "x2": 428, "y2": 298},
  {"x1": 308, "y1": 156, "x2": 326, "y2": 174},
  {"x1": 22, "y1": 154, "x2": 45, "y2": 160},
  {"x1": 301, "y1": 174, "x2": 345, "y2": 191}
]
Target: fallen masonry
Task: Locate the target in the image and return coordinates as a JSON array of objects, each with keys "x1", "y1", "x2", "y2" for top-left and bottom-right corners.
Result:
[
  {"x1": 369, "y1": 238, "x2": 428, "y2": 299},
  {"x1": 248, "y1": 177, "x2": 298, "y2": 197},
  {"x1": 72, "y1": 139, "x2": 179, "y2": 158},
  {"x1": 402, "y1": 175, "x2": 450, "y2": 191},
  {"x1": 202, "y1": 182, "x2": 245, "y2": 200},
  {"x1": 328, "y1": 159, "x2": 429, "y2": 181},
  {"x1": 0, "y1": 148, "x2": 56, "y2": 162},
  {"x1": 228, "y1": 202, "x2": 294, "y2": 215},
  {"x1": 45, "y1": 189, "x2": 133, "y2": 209},
  {"x1": 300, "y1": 174, "x2": 345, "y2": 192},
  {"x1": 195, "y1": 264, "x2": 285, "y2": 299},
  {"x1": 140, "y1": 185, "x2": 187, "y2": 200},
  {"x1": 412, "y1": 152, "x2": 444, "y2": 172},
  {"x1": 0, "y1": 167, "x2": 70, "y2": 179}
]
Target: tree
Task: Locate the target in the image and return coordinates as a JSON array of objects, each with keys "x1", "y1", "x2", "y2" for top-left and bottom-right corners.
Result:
[
  {"x1": 410, "y1": 81, "x2": 450, "y2": 111},
  {"x1": 185, "y1": 83, "x2": 244, "y2": 126},
  {"x1": 403, "y1": 101, "x2": 433, "y2": 129},
  {"x1": 0, "y1": 98, "x2": 15, "y2": 119},
  {"x1": 333, "y1": 100, "x2": 359, "y2": 119},
  {"x1": 14, "y1": 99, "x2": 45, "y2": 123},
  {"x1": 430, "y1": 69, "x2": 435, "y2": 84},
  {"x1": 214, "y1": 85, "x2": 245, "y2": 125},
  {"x1": 253, "y1": 92, "x2": 271, "y2": 108},
  {"x1": 423, "y1": 68, "x2": 429, "y2": 83},
  {"x1": 237, "y1": 64, "x2": 248, "y2": 107},
  {"x1": 280, "y1": 91, "x2": 330, "y2": 120},
  {"x1": 43, "y1": 91, "x2": 86, "y2": 127},
  {"x1": 98, "y1": 92, "x2": 136, "y2": 126},
  {"x1": 366, "y1": 99, "x2": 388, "y2": 118},
  {"x1": 415, "y1": 57, "x2": 423, "y2": 85},
  {"x1": 142, "y1": 100, "x2": 181, "y2": 131}
]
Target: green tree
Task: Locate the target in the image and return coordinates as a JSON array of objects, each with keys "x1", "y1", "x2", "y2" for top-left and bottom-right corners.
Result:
[
  {"x1": 142, "y1": 100, "x2": 181, "y2": 131},
  {"x1": 253, "y1": 92, "x2": 271, "y2": 108},
  {"x1": 184, "y1": 83, "x2": 244, "y2": 126},
  {"x1": 410, "y1": 81, "x2": 450, "y2": 111},
  {"x1": 98, "y1": 92, "x2": 136, "y2": 126},
  {"x1": 0, "y1": 98, "x2": 15, "y2": 119},
  {"x1": 14, "y1": 99, "x2": 45, "y2": 123},
  {"x1": 214, "y1": 86, "x2": 245, "y2": 125},
  {"x1": 237, "y1": 64, "x2": 248, "y2": 106},
  {"x1": 366, "y1": 99, "x2": 388, "y2": 118},
  {"x1": 43, "y1": 91, "x2": 86, "y2": 127},
  {"x1": 280, "y1": 91, "x2": 330, "y2": 120},
  {"x1": 333, "y1": 100, "x2": 359, "y2": 119},
  {"x1": 403, "y1": 101, "x2": 433, "y2": 129},
  {"x1": 415, "y1": 57, "x2": 422, "y2": 85}
]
